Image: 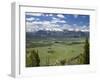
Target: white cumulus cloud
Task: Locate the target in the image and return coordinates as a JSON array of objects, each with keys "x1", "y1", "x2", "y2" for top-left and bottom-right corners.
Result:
[
  {"x1": 26, "y1": 17, "x2": 35, "y2": 21},
  {"x1": 57, "y1": 14, "x2": 64, "y2": 18},
  {"x1": 51, "y1": 17, "x2": 66, "y2": 24},
  {"x1": 26, "y1": 13, "x2": 43, "y2": 16}
]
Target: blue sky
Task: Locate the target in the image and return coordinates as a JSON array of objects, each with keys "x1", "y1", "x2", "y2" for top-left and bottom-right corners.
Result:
[{"x1": 26, "y1": 12, "x2": 89, "y2": 32}]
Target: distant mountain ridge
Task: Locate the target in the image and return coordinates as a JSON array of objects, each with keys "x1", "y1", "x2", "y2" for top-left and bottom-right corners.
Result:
[{"x1": 26, "y1": 29, "x2": 89, "y2": 39}]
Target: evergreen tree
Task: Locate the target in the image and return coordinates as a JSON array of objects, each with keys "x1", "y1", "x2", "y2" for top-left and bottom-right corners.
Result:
[
  {"x1": 35, "y1": 50, "x2": 40, "y2": 66},
  {"x1": 83, "y1": 38, "x2": 90, "y2": 64},
  {"x1": 26, "y1": 49, "x2": 40, "y2": 67},
  {"x1": 31, "y1": 49, "x2": 40, "y2": 66}
]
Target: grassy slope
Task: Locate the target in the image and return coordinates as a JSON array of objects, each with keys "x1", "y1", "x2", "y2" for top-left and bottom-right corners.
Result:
[{"x1": 26, "y1": 38, "x2": 85, "y2": 66}]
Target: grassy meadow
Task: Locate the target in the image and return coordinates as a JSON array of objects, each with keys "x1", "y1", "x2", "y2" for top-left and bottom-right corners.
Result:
[{"x1": 26, "y1": 37, "x2": 88, "y2": 67}]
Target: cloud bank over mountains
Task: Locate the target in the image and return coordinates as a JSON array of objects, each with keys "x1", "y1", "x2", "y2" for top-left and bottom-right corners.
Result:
[{"x1": 26, "y1": 13, "x2": 89, "y2": 32}]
